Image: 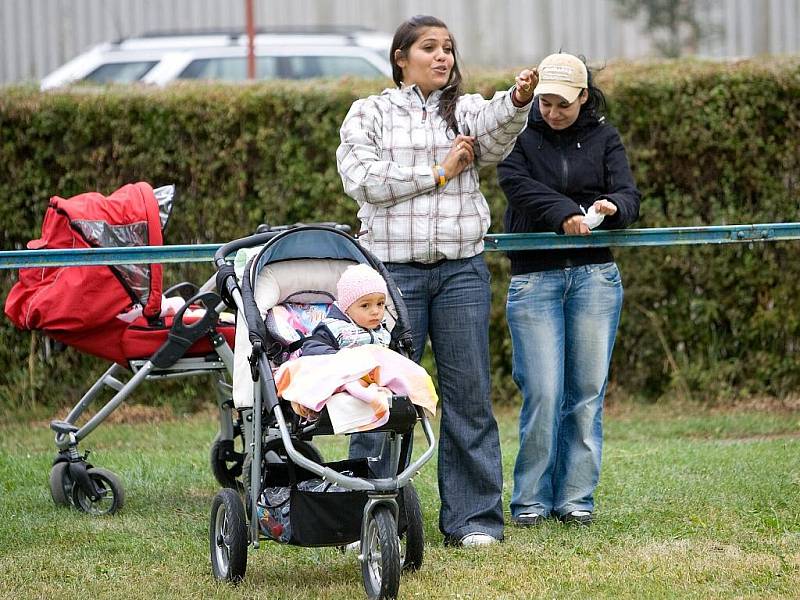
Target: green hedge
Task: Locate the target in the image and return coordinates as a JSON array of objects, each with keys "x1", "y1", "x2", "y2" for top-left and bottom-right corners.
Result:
[{"x1": 1, "y1": 58, "x2": 799, "y2": 410}]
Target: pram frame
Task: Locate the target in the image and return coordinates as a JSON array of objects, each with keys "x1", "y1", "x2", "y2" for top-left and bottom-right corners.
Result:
[
  {"x1": 48, "y1": 286, "x2": 244, "y2": 514},
  {"x1": 212, "y1": 225, "x2": 437, "y2": 598}
]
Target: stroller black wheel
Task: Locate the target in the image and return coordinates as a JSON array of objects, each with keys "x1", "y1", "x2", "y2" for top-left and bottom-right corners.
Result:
[
  {"x1": 71, "y1": 467, "x2": 125, "y2": 515},
  {"x1": 361, "y1": 505, "x2": 401, "y2": 600},
  {"x1": 210, "y1": 488, "x2": 247, "y2": 583},
  {"x1": 49, "y1": 461, "x2": 74, "y2": 507},
  {"x1": 210, "y1": 438, "x2": 244, "y2": 490},
  {"x1": 400, "y1": 483, "x2": 424, "y2": 572}
]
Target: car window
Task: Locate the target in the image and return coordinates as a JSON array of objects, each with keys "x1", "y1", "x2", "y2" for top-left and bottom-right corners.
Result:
[
  {"x1": 83, "y1": 61, "x2": 159, "y2": 83},
  {"x1": 178, "y1": 57, "x2": 280, "y2": 81},
  {"x1": 285, "y1": 56, "x2": 384, "y2": 79}
]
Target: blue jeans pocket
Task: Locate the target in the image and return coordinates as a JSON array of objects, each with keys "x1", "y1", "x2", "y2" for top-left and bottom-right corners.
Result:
[
  {"x1": 593, "y1": 262, "x2": 622, "y2": 286},
  {"x1": 507, "y1": 273, "x2": 541, "y2": 298}
]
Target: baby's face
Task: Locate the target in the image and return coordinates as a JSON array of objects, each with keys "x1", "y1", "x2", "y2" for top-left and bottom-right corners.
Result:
[{"x1": 346, "y1": 292, "x2": 386, "y2": 330}]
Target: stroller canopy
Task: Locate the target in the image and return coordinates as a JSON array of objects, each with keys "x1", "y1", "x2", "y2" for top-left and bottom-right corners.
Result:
[{"x1": 5, "y1": 182, "x2": 174, "y2": 363}]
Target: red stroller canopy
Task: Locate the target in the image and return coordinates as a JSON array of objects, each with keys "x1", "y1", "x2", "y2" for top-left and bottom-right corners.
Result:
[{"x1": 5, "y1": 182, "x2": 169, "y2": 363}]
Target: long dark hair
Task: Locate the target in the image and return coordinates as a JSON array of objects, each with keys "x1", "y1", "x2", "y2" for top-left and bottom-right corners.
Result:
[
  {"x1": 579, "y1": 56, "x2": 607, "y2": 118},
  {"x1": 390, "y1": 15, "x2": 463, "y2": 134}
]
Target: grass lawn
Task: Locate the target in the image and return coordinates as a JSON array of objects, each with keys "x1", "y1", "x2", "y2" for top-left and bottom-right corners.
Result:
[{"x1": 0, "y1": 401, "x2": 798, "y2": 599}]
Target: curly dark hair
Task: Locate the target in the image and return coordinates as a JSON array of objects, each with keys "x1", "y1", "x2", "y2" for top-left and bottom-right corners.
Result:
[{"x1": 389, "y1": 15, "x2": 464, "y2": 134}]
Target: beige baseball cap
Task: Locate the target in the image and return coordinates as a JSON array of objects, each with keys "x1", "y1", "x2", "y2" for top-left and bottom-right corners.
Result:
[{"x1": 533, "y1": 53, "x2": 588, "y2": 104}]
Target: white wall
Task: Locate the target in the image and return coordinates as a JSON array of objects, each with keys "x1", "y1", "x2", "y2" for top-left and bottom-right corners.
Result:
[{"x1": 1, "y1": 0, "x2": 798, "y2": 85}]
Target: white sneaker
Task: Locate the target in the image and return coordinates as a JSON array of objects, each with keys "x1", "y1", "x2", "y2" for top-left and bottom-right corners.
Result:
[
  {"x1": 344, "y1": 540, "x2": 360, "y2": 553},
  {"x1": 459, "y1": 533, "x2": 498, "y2": 547}
]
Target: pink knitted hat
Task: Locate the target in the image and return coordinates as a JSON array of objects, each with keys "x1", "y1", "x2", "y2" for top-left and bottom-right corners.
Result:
[{"x1": 337, "y1": 264, "x2": 388, "y2": 312}]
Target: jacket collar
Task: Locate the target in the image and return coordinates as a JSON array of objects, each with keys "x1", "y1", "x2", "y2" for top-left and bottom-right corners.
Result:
[{"x1": 384, "y1": 83, "x2": 445, "y2": 109}]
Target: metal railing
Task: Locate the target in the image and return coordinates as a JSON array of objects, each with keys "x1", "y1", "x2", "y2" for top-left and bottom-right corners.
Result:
[{"x1": 2, "y1": 223, "x2": 800, "y2": 269}]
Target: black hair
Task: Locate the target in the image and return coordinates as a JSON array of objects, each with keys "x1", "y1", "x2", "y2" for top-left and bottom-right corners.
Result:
[
  {"x1": 390, "y1": 15, "x2": 463, "y2": 134},
  {"x1": 579, "y1": 56, "x2": 607, "y2": 118}
]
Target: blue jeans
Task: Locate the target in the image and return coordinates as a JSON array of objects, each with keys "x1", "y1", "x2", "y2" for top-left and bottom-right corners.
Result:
[
  {"x1": 349, "y1": 254, "x2": 504, "y2": 542},
  {"x1": 506, "y1": 262, "x2": 623, "y2": 518}
]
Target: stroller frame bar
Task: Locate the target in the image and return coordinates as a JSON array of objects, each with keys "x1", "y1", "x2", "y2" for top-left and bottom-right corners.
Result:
[{"x1": 54, "y1": 355, "x2": 234, "y2": 451}]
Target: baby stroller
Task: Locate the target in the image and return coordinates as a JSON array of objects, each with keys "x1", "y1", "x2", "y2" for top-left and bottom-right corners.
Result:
[
  {"x1": 4, "y1": 182, "x2": 243, "y2": 514},
  {"x1": 212, "y1": 225, "x2": 436, "y2": 600}
]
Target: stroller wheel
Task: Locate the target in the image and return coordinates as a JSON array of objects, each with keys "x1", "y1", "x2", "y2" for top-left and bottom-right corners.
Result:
[
  {"x1": 400, "y1": 483, "x2": 424, "y2": 572},
  {"x1": 49, "y1": 462, "x2": 74, "y2": 507},
  {"x1": 210, "y1": 438, "x2": 244, "y2": 490},
  {"x1": 71, "y1": 467, "x2": 125, "y2": 515},
  {"x1": 210, "y1": 488, "x2": 247, "y2": 583},
  {"x1": 361, "y1": 505, "x2": 401, "y2": 600}
]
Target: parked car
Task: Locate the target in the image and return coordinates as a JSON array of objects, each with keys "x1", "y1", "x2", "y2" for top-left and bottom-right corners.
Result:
[{"x1": 40, "y1": 27, "x2": 393, "y2": 90}]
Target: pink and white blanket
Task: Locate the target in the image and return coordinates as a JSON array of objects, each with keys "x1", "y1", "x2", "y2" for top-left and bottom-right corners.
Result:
[{"x1": 274, "y1": 345, "x2": 438, "y2": 434}]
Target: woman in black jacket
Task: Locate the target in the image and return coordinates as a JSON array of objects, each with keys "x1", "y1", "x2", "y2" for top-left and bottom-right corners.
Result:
[{"x1": 497, "y1": 53, "x2": 640, "y2": 528}]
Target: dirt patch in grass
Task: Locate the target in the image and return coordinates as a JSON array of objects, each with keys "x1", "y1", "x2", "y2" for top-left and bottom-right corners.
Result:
[{"x1": 31, "y1": 404, "x2": 217, "y2": 427}]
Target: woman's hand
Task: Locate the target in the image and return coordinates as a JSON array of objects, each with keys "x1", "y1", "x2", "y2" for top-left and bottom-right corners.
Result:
[
  {"x1": 562, "y1": 215, "x2": 590, "y2": 235},
  {"x1": 513, "y1": 68, "x2": 538, "y2": 105},
  {"x1": 592, "y1": 198, "x2": 618, "y2": 215},
  {"x1": 562, "y1": 200, "x2": 618, "y2": 235},
  {"x1": 440, "y1": 135, "x2": 476, "y2": 180}
]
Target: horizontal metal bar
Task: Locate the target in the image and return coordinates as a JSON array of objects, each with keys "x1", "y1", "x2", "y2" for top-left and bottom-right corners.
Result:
[
  {"x1": 0, "y1": 244, "x2": 221, "y2": 269},
  {"x1": 484, "y1": 223, "x2": 800, "y2": 251},
  {"x1": 2, "y1": 223, "x2": 800, "y2": 269}
]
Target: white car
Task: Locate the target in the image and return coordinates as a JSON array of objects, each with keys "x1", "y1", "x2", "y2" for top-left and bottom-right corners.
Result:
[{"x1": 40, "y1": 28, "x2": 394, "y2": 90}]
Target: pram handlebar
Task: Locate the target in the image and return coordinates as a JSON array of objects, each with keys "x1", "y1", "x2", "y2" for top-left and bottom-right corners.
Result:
[
  {"x1": 255, "y1": 222, "x2": 351, "y2": 235},
  {"x1": 151, "y1": 291, "x2": 223, "y2": 369}
]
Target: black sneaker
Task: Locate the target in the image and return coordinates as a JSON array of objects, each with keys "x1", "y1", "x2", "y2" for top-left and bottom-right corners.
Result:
[
  {"x1": 559, "y1": 510, "x2": 593, "y2": 526},
  {"x1": 512, "y1": 512, "x2": 545, "y2": 527}
]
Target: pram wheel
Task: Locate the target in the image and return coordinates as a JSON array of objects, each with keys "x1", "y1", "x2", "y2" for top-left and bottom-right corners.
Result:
[
  {"x1": 400, "y1": 483, "x2": 424, "y2": 572},
  {"x1": 210, "y1": 488, "x2": 248, "y2": 583},
  {"x1": 48, "y1": 461, "x2": 74, "y2": 506},
  {"x1": 361, "y1": 506, "x2": 401, "y2": 600},
  {"x1": 71, "y1": 467, "x2": 125, "y2": 515},
  {"x1": 210, "y1": 438, "x2": 244, "y2": 490}
]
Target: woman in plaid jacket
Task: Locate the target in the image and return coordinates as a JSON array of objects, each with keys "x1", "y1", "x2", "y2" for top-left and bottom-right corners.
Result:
[{"x1": 337, "y1": 14, "x2": 537, "y2": 547}]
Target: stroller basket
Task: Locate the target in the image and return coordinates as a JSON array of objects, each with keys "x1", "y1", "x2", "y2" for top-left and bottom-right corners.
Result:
[{"x1": 260, "y1": 457, "x2": 370, "y2": 546}]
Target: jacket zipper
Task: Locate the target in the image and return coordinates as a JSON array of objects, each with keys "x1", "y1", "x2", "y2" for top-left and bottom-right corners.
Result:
[
  {"x1": 560, "y1": 145, "x2": 569, "y2": 193},
  {"x1": 413, "y1": 86, "x2": 436, "y2": 259}
]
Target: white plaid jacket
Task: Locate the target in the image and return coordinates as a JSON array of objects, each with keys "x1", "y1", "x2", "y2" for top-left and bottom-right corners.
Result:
[{"x1": 337, "y1": 84, "x2": 531, "y2": 263}]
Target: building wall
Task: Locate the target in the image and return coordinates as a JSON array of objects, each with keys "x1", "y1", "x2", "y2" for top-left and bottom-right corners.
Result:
[{"x1": 1, "y1": 0, "x2": 798, "y2": 85}]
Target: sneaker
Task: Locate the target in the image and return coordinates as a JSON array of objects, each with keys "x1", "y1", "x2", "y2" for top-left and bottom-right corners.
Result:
[
  {"x1": 560, "y1": 510, "x2": 593, "y2": 526},
  {"x1": 343, "y1": 540, "x2": 360, "y2": 553},
  {"x1": 512, "y1": 512, "x2": 545, "y2": 527},
  {"x1": 459, "y1": 533, "x2": 499, "y2": 547}
]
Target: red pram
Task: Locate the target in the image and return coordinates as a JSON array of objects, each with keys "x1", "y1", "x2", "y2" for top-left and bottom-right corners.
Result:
[{"x1": 5, "y1": 182, "x2": 243, "y2": 515}]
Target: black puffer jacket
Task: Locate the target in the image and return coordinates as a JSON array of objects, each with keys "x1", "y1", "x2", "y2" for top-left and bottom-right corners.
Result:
[{"x1": 497, "y1": 103, "x2": 641, "y2": 275}]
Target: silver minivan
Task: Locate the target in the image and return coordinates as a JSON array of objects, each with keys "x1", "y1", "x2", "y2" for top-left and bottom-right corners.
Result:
[{"x1": 40, "y1": 28, "x2": 393, "y2": 90}]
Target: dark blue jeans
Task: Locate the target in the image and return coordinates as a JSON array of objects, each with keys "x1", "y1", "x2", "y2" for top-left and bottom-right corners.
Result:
[{"x1": 349, "y1": 254, "x2": 504, "y2": 542}]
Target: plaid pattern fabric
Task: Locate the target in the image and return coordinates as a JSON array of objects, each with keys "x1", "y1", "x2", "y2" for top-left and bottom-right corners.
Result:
[{"x1": 337, "y1": 84, "x2": 531, "y2": 263}]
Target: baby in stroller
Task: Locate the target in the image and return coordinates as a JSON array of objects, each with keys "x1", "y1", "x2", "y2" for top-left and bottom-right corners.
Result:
[
  {"x1": 301, "y1": 263, "x2": 391, "y2": 356},
  {"x1": 211, "y1": 225, "x2": 438, "y2": 600},
  {"x1": 273, "y1": 263, "x2": 437, "y2": 435}
]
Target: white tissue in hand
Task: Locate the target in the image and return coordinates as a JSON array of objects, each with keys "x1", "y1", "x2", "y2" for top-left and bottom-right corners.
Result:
[{"x1": 582, "y1": 205, "x2": 605, "y2": 229}]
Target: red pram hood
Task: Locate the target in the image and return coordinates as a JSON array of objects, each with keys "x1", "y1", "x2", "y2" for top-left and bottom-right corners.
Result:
[{"x1": 5, "y1": 182, "x2": 167, "y2": 363}]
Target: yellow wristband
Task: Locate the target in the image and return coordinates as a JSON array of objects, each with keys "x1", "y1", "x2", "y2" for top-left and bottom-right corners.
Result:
[{"x1": 434, "y1": 164, "x2": 446, "y2": 187}]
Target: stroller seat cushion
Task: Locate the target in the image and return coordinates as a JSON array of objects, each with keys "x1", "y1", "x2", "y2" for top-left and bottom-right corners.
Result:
[{"x1": 251, "y1": 259, "x2": 353, "y2": 311}]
